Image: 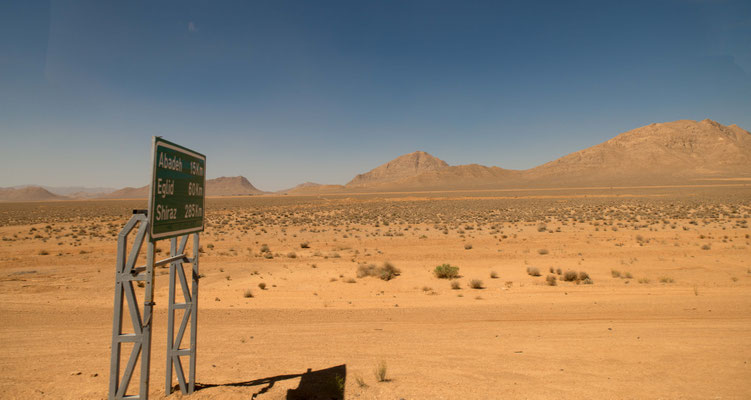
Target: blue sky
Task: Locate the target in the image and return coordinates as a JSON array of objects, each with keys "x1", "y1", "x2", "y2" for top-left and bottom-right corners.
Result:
[{"x1": 1, "y1": 0, "x2": 749, "y2": 191}]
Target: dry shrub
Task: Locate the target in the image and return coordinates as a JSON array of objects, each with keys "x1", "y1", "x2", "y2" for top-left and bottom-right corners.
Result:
[
  {"x1": 356, "y1": 262, "x2": 401, "y2": 281},
  {"x1": 469, "y1": 279, "x2": 484, "y2": 289},
  {"x1": 546, "y1": 275, "x2": 557, "y2": 286},
  {"x1": 526, "y1": 267, "x2": 541, "y2": 277},
  {"x1": 434, "y1": 264, "x2": 460, "y2": 279},
  {"x1": 563, "y1": 270, "x2": 578, "y2": 282}
]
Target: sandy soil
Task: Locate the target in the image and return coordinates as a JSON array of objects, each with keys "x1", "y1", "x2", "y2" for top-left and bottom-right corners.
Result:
[{"x1": 0, "y1": 186, "x2": 750, "y2": 399}]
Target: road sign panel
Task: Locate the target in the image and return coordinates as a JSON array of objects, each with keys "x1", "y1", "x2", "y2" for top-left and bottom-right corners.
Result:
[{"x1": 148, "y1": 137, "x2": 206, "y2": 241}]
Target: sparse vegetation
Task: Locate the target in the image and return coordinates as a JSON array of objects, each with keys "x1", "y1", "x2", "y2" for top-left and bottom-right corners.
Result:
[
  {"x1": 468, "y1": 279, "x2": 484, "y2": 289},
  {"x1": 356, "y1": 262, "x2": 401, "y2": 281},
  {"x1": 374, "y1": 361, "x2": 388, "y2": 382},
  {"x1": 546, "y1": 275, "x2": 557, "y2": 286},
  {"x1": 526, "y1": 267, "x2": 541, "y2": 277},
  {"x1": 434, "y1": 264, "x2": 460, "y2": 279},
  {"x1": 563, "y1": 270, "x2": 578, "y2": 282}
]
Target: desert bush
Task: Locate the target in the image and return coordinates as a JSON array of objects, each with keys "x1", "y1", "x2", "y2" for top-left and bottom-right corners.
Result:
[
  {"x1": 578, "y1": 271, "x2": 590, "y2": 281},
  {"x1": 434, "y1": 264, "x2": 460, "y2": 279},
  {"x1": 38, "y1": 250, "x2": 49, "y2": 255},
  {"x1": 469, "y1": 279, "x2": 484, "y2": 289},
  {"x1": 624, "y1": 272, "x2": 633, "y2": 279},
  {"x1": 287, "y1": 252, "x2": 297, "y2": 258},
  {"x1": 546, "y1": 275, "x2": 557, "y2": 286},
  {"x1": 638, "y1": 277, "x2": 650, "y2": 284},
  {"x1": 538, "y1": 249, "x2": 549, "y2": 255},
  {"x1": 611, "y1": 269, "x2": 621, "y2": 278},
  {"x1": 258, "y1": 282, "x2": 266, "y2": 290},
  {"x1": 549, "y1": 267, "x2": 554, "y2": 273},
  {"x1": 526, "y1": 267, "x2": 541, "y2": 277},
  {"x1": 464, "y1": 243, "x2": 473, "y2": 250},
  {"x1": 659, "y1": 276, "x2": 674, "y2": 283},
  {"x1": 581, "y1": 278, "x2": 593, "y2": 284},
  {"x1": 243, "y1": 289, "x2": 253, "y2": 298},
  {"x1": 300, "y1": 241, "x2": 310, "y2": 248},
  {"x1": 556, "y1": 268, "x2": 562, "y2": 275},
  {"x1": 563, "y1": 270, "x2": 578, "y2": 282},
  {"x1": 357, "y1": 264, "x2": 378, "y2": 278},
  {"x1": 490, "y1": 271, "x2": 498, "y2": 279},
  {"x1": 379, "y1": 262, "x2": 401, "y2": 281},
  {"x1": 356, "y1": 262, "x2": 401, "y2": 281},
  {"x1": 701, "y1": 244, "x2": 711, "y2": 250},
  {"x1": 344, "y1": 277, "x2": 357, "y2": 283},
  {"x1": 451, "y1": 280, "x2": 461, "y2": 290}
]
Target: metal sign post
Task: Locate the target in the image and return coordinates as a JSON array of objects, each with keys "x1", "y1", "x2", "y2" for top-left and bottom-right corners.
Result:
[{"x1": 108, "y1": 138, "x2": 205, "y2": 400}]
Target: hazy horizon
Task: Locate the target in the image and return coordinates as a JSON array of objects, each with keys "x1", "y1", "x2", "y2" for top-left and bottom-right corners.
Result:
[{"x1": 1, "y1": 1, "x2": 750, "y2": 191}]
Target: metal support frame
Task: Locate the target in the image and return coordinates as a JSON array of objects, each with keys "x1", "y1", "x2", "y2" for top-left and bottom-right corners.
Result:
[
  {"x1": 109, "y1": 212, "x2": 155, "y2": 400},
  {"x1": 108, "y1": 212, "x2": 199, "y2": 400},
  {"x1": 165, "y1": 233, "x2": 199, "y2": 395}
]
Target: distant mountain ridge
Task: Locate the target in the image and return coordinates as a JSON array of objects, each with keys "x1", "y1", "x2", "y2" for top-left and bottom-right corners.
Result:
[
  {"x1": 346, "y1": 151, "x2": 449, "y2": 187},
  {"x1": 100, "y1": 176, "x2": 266, "y2": 199},
  {"x1": 0, "y1": 187, "x2": 68, "y2": 202},
  {"x1": 5, "y1": 119, "x2": 751, "y2": 201},
  {"x1": 285, "y1": 118, "x2": 751, "y2": 192}
]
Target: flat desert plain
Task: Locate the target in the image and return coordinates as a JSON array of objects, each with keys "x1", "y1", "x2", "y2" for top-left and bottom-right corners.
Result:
[{"x1": 1, "y1": 185, "x2": 750, "y2": 399}]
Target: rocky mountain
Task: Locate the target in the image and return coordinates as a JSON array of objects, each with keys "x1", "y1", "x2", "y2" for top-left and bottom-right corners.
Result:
[
  {"x1": 207, "y1": 176, "x2": 265, "y2": 196},
  {"x1": 524, "y1": 119, "x2": 751, "y2": 185},
  {"x1": 102, "y1": 176, "x2": 265, "y2": 199},
  {"x1": 7, "y1": 119, "x2": 750, "y2": 200},
  {"x1": 100, "y1": 186, "x2": 150, "y2": 199},
  {"x1": 0, "y1": 187, "x2": 69, "y2": 202},
  {"x1": 294, "y1": 119, "x2": 751, "y2": 192},
  {"x1": 278, "y1": 182, "x2": 346, "y2": 195},
  {"x1": 346, "y1": 151, "x2": 449, "y2": 187}
]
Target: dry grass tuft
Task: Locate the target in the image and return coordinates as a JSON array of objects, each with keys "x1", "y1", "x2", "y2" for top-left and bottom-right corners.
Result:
[
  {"x1": 434, "y1": 264, "x2": 460, "y2": 279},
  {"x1": 469, "y1": 279, "x2": 484, "y2": 289},
  {"x1": 356, "y1": 262, "x2": 401, "y2": 281},
  {"x1": 374, "y1": 360, "x2": 388, "y2": 382}
]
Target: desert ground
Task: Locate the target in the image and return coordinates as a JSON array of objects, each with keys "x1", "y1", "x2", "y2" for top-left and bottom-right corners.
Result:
[{"x1": 1, "y1": 184, "x2": 750, "y2": 399}]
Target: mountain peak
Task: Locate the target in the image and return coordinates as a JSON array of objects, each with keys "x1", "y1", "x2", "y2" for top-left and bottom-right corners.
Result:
[
  {"x1": 207, "y1": 176, "x2": 264, "y2": 196},
  {"x1": 346, "y1": 151, "x2": 449, "y2": 187}
]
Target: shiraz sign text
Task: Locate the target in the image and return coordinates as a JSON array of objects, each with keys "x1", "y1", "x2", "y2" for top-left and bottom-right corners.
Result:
[{"x1": 148, "y1": 137, "x2": 206, "y2": 240}]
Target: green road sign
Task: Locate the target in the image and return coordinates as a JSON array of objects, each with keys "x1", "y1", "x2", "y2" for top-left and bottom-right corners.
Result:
[{"x1": 148, "y1": 137, "x2": 206, "y2": 241}]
